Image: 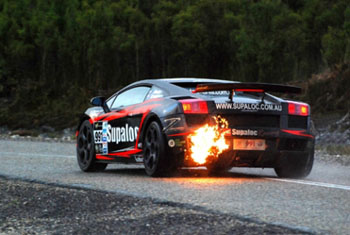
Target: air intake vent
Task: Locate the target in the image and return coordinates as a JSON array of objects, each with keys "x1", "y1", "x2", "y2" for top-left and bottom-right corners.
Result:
[
  {"x1": 288, "y1": 115, "x2": 307, "y2": 129},
  {"x1": 279, "y1": 138, "x2": 307, "y2": 151},
  {"x1": 185, "y1": 114, "x2": 209, "y2": 127}
]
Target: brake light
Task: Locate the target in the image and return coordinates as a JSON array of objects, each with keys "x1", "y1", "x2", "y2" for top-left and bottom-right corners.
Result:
[
  {"x1": 235, "y1": 89, "x2": 264, "y2": 93},
  {"x1": 288, "y1": 102, "x2": 309, "y2": 116},
  {"x1": 180, "y1": 99, "x2": 208, "y2": 114}
]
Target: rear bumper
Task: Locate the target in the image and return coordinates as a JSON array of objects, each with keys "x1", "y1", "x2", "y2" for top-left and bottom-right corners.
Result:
[
  {"x1": 164, "y1": 129, "x2": 314, "y2": 168},
  {"x1": 216, "y1": 146, "x2": 313, "y2": 168},
  {"x1": 161, "y1": 113, "x2": 315, "y2": 168}
]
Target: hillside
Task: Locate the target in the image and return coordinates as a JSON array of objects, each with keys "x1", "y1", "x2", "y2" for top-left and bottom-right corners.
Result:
[{"x1": 0, "y1": 0, "x2": 349, "y2": 129}]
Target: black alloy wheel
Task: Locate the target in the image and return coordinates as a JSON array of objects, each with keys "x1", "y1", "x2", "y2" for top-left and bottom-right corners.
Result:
[
  {"x1": 143, "y1": 121, "x2": 167, "y2": 176},
  {"x1": 77, "y1": 120, "x2": 107, "y2": 172},
  {"x1": 274, "y1": 147, "x2": 314, "y2": 178}
]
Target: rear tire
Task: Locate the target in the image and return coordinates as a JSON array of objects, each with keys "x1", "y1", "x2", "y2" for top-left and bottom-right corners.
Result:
[
  {"x1": 77, "y1": 120, "x2": 107, "y2": 172},
  {"x1": 274, "y1": 148, "x2": 314, "y2": 179},
  {"x1": 143, "y1": 121, "x2": 174, "y2": 177}
]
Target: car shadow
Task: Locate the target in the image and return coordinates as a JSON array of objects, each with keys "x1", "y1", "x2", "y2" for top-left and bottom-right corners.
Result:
[
  {"x1": 103, "y1": 165, "x2": 271, "y2": 179},
  {"x1": 104, "y1": 167, "x2": 147, "y2": 177}
]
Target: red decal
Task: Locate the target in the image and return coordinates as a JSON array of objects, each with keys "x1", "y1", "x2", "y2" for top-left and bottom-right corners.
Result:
[
  {"x1": 103, "y1": 112, "x2": 128, "y2": 122},
  {"x1": 96, "y1": 155, "x2": 114, "y2": 160},
  {"x1": 94, "y1": 111, "x2": 117, "y2": 122},
  {"x1": 168, "y1": 132, "x2": 192, "y2": 137},
  {"x1": 96, "y1": 149, "x2": 142, "y2": 159},
  {"x1": 108, "y1": 149, "x2": 142, "y2": 157},
  {"x1": 134, "y1": 111, "x2": 149, "y2": 149},
  {"x1": 281, "y1": 129, "x2": 314, "y2": 138}
]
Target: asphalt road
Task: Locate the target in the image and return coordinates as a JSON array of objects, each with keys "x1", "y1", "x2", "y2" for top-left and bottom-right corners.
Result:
[{"x1": 0, "y1": 140, "x2": 349, "y2": 234}]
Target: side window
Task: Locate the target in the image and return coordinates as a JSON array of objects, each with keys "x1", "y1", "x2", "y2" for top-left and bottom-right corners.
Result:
[
  {"x1": 145, "y1": 86, "x2": 167, "y2": 100},
  {"x1": 111, "y1": 86, "x2": 151, "y2": 110}
]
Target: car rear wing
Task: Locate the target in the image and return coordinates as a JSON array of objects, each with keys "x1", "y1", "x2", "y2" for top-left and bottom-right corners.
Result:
[{"x1": 192, "y1": 83, "x2": 302, "y2": 94}]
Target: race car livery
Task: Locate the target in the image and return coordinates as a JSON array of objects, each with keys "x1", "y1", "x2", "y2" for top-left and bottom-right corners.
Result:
[{"x1": 76, "y1": 78, "x2": 315, "y2": 178}]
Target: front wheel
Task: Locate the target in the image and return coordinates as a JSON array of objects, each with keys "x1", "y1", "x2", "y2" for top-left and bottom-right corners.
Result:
[
  {"x1": 77, "y1": 120, "x2": 107, "y2": 172},
  {"x1": 274, "y1": 148, "x2": 314, "y2": 179}
]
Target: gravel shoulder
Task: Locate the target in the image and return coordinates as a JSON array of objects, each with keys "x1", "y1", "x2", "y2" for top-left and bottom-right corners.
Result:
[
  {"x1": 0, "y1": 177, "x2": 309, "y2": 234},
  {"x1": 315, "y1": 149, "x2": 350, "y2": 166}
]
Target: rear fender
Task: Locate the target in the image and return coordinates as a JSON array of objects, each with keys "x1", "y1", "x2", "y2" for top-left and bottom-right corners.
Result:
[{"x1": 138, "y1": 113, "x2": 163, "y2": 148}]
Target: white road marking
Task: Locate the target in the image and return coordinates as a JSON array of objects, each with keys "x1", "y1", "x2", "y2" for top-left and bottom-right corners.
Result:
[
  {"x1": 0, "y1": 151, "x2": 75, "y2": 159},
  {"x1": 267, "y1": 177, "x2": 350, "y2": 191}
]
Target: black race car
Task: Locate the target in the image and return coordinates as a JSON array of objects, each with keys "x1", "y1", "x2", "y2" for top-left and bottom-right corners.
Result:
[{"x1": 76, "y1": 78, "x2": 315, "y2": 178}]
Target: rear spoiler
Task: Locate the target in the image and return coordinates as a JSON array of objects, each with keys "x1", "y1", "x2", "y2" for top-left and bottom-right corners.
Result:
[{"x1": 193, "y1": 83, "x2": 302, "y2": 94}]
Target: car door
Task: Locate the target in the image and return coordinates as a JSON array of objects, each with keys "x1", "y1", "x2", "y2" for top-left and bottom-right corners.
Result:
[{"x1": 94, "y1": 86, "x2": 151, "y2": 155}]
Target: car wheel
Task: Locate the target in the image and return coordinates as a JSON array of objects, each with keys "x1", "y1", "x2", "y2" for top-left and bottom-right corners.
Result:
[
  {"x1": 77, "y1": 120, "x2": 107, "y2": 172},
  {"x1": 143, "y1": 121, "x2": 170, "y2": 177},
  {"x1": 274, "y1": 148, "x2": 314, "y2": 179}
]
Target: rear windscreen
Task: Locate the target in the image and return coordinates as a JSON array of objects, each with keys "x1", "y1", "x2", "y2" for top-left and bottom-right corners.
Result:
[
  {"x1": 171, "y1": 82, "x2": 230, "y2": 97},
  {"x1": 170, "y1": 82, "x2": 264, "y2": 98}
]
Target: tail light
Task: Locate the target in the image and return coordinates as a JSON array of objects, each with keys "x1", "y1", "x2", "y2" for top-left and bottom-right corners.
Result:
[
  {"x1": 180, "y1": 99, "x2": 208, "y2": 114},
  {"x1": 288, "y1": 101, "x2": 309, "y2": 116},
  {"x1": 235, "y1": 89, "x2": 264, "y2": 93}
]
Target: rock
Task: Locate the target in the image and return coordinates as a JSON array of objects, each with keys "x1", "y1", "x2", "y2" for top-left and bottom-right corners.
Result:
[
  {"x1": 11, "y1": 129, "x2": 35, "y2": 137},
  {"x1": 10, "y1": 135, "x2": 19, "y2": 139},
  {"x1": 316, "y1": 112, "x2": 350, "y2": 145}
]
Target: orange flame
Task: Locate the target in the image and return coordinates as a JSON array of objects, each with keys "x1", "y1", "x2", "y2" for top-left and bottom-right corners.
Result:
[{"x1": 187, "y1": 116, "x2": 229, "y2": 164}]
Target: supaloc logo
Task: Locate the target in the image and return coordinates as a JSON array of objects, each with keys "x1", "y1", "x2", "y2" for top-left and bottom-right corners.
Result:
[
  {"x1": 94, "y1": 122, "x2": 140, "y2": 146},
  {"x1": 215, "y1": 102, "x2": 282, "y2": 112}
]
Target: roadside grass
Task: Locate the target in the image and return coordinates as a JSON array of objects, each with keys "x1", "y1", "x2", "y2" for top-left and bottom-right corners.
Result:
[{"x1": 316, "y1": 144, "x2": 350, "y2": 156}]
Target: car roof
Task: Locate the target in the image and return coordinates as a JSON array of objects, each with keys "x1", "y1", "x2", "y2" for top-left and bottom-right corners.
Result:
[
  {"x1": 142, "y1": 77, "x2": 236, "y2": 84},
  {"x1": 126, "y1": 78, "x2": 236, "y2": 97},
  {"x1": 110, "y1": 78, "x2": 283, "y2": 102}
]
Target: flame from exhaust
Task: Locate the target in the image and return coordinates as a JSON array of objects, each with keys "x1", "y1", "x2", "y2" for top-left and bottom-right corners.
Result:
[{"x1": 187, "y1": 116, "x2": 229, "y2": 164}]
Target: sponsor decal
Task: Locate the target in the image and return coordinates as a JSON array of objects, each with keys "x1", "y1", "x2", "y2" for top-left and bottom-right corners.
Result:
[
  {"x1": 102, "y1": 122, "x2": 108, "y2": 154},
  {"x1": 94, "y1": 123, "x2": 139, "y2": 145},
  {"x1": 189, "y1": 89, "x2": 229, "y2": 96},
  {"x1": 216, "y1": 102, "x2": 282, "y2": 112},
  {"x1": 231, "y1": 129, "x2": 258, "y2": 136},
  {"x1": 175, "y1": 139, "x2": 186, "y2": 147}
]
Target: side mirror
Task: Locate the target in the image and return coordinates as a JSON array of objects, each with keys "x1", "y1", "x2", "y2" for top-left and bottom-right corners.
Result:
[
  {"x1": 90, "y1": 96, "x2": 106, "y2": 107},
  {"x1": 90, "y1": 96, "x2": 110, "y2": 113}
]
